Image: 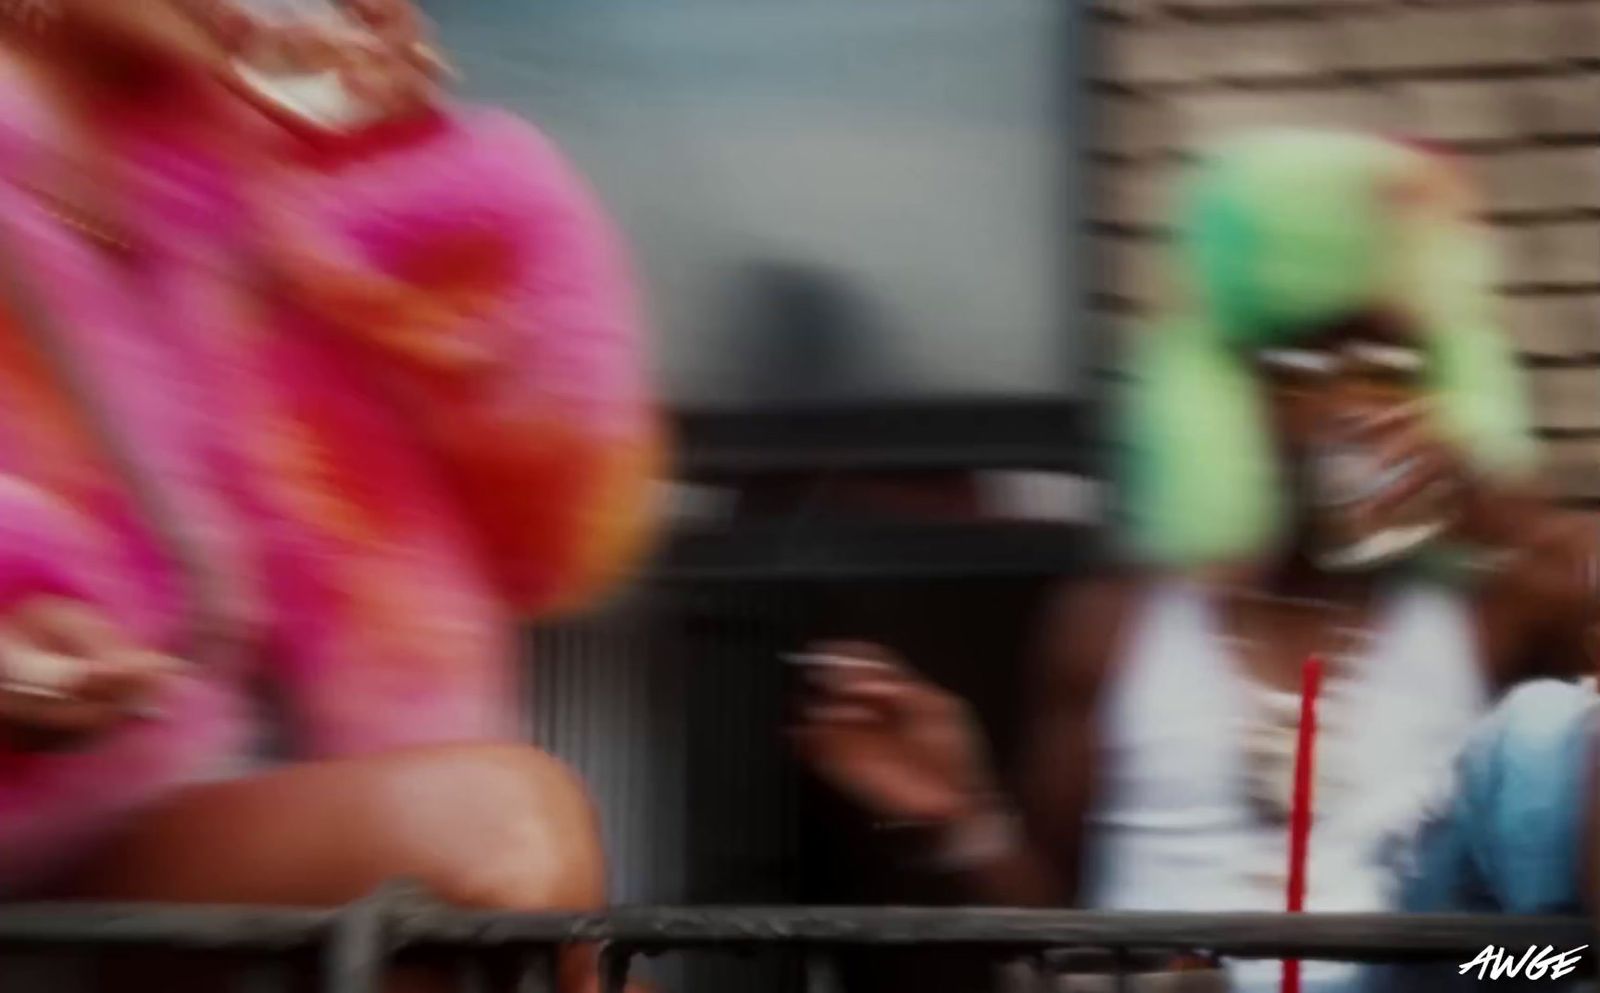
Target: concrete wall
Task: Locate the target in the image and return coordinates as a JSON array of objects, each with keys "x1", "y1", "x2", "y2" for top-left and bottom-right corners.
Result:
[{"x1": 424, "y1": 0, "x2": 1079, "y2": 406}]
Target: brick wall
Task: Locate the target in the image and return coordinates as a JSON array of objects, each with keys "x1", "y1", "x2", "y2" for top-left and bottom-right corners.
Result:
[{"x1": 1091, "y1": 0, "x2": 1600, "y2": 501}]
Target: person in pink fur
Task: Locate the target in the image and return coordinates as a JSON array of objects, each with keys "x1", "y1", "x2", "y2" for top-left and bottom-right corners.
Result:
[{"x1": 0, "y1": 0, "x2": 661, "y2": 987}]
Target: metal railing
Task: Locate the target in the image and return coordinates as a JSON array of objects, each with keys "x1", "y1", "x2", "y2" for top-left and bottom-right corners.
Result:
[{"x1": 1, "y1": 888, "x2": 1593, "y2": 992}]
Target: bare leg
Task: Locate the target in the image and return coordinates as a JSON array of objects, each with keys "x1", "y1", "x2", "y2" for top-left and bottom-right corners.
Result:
[{"x1": 49, "y1": 744, "x2": 608, "y2": 992}]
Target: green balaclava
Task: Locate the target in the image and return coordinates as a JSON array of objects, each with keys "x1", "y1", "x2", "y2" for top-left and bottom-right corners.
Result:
[{"x1": 1120, "y1": 129, "x2": 1535, "y2": 570}]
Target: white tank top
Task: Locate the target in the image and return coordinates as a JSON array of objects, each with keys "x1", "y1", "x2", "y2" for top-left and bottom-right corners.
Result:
[{"x1": 1082, "y1": 581, "x2": 1489, "y2": 993}]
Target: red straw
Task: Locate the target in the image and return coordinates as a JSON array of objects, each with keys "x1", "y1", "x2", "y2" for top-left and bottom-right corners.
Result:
[{"x1": 1282, "y1": 655, "x2": 1325, "y2": 993}]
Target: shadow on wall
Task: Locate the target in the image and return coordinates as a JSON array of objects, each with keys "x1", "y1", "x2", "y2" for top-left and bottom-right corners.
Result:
[{"x1": 724, "y1": 261, "x2": 900, "y2": 407}]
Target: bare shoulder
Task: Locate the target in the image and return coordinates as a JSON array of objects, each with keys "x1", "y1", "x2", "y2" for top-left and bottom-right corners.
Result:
[
  {"x1": 1475, "y1": 507, "x2": 1598, "y2": 681},
  {"x1": 1477, "y1": 508, "x2": 1588, "y2": 611},
  {"x1": 1028, "y1": 571, "x2": 1153, "y2": 707}
]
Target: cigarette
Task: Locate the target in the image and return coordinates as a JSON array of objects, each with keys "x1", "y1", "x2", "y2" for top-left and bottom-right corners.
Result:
[
  {"x1": 2, "y1": 681, "x2": 69, "y2": 702},
  {"x1": 783, "y1": 652, "x2": 890, "y2": 672}
]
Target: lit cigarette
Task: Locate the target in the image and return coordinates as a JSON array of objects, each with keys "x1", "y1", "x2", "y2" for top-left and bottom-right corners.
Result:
[
  {"x1": 783, "y1": 652, "x2": 891, "y2": 672},
  {"x1": 2, "y1": 681, "x2": 69, "y2": 702}
]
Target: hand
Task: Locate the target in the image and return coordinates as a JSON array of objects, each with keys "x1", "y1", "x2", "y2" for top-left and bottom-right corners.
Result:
[
  {"x1": 326, "y1": 0, "x2": 452, "y2": 122},
  {"x1": 789, "y1": 641, "x2": 997, "y2": 827},
  {"x1": 1342, "y1": 399, "x2": 1470, "y2": 529},
  {"x1": 0, "y1": 598, "x2": 182, "y2": 750},
  {"x1": 1343, "y1": 398, "x2": 1565, "y2": 553},
  {"x1": 1368, "y1": 407, "x2": 1600, "y2": 678},
  {"x1": 211, "y1": 0, "x2": 453, "y2": 126}
]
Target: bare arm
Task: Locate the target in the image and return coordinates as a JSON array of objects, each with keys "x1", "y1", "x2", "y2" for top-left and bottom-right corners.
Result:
[
  {"x1": 1471, "y1": 498, "x2": 1600, "y2": 686},
  {"x1": 1377, "y1": 418, "x2": 1599, "y2": 686},
  {"x1": 791, "y1": 577, "x2": 1132, "y2": 908},
  {"x1": 942, "y1": 578, "x2": 1130, "y2": 906}
]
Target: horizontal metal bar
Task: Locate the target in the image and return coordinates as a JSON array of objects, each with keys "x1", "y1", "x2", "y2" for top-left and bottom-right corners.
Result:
[
  {"x1": 387, "y1": 907, "x2": 1595, "y2": 962},
  {"x1": 650, "y1": 521, "x2": 1104, "y2": 582},
  {"x1": 0, "y1": 905, "x2": 1591, "y2": 964},
  {"x1": 672, "y1": 399, "x2": 1098, "y2": 478},
  {"x1": 0, "y1": 905, "x2": 336, "y2": 949}
]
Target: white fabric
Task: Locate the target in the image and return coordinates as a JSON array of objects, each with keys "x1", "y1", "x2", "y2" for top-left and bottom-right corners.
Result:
[{"x1": 1081, "y1": 581, "x2": 1488, "y2": 993}]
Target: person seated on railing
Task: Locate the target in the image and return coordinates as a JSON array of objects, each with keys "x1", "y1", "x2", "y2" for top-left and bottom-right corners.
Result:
[
  {"x1": 0, "y1": 1, "x2": 661, "y2": 989},
  {"x1": 794, "y1": 130, "x2": 1600, "y2": 992}
]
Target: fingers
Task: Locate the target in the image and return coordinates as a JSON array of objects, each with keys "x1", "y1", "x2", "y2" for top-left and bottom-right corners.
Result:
[
  {"x1": 197, "y1": 2, "x2": 265, "y2": 57},
  {"x1": 1321, "y1": 399, "x2": 1466, "y2": 527},
  {"x1": 0, "y1": 635, "x2": 124, "y2": 741},
  {"x1": 0, "y1": 659, "x2": 173, "y2": 744},
  {"x1": 794, "y1": 676, "x2": 902, "y2": 738},
  {"x1": 227, "y1": 0, "x2": 450, "y2": 119},
  {"x1": 77, "y1": 649, "x2": 183, "y2": 720},
  {"x1": 277, "y1": 23, "x2": 348, "y2": 73},
  {"x1": 1341, "y1": 398, "x2": 1430, "y2": 441},
  {"x1": 342, "y1": 0, "x2": 419, "y2": 33},
  {"x1": 9, "y1": 597, "x2": 131, "y2": 660},
  {"x1": 1362, "y1": 406, "x2": 1447, "y2": 466},
  {"x1": 809, "y1": 640, "x2": 902, "y2": 667},
  {"x1": 338, "y1": 0, "x2": 457, "y2": 81},
  {"x1": 793, "y1": 641, "x2": 960, "y2": 725},
  {"x1": 0, "y1": 628, "x2": 80, "y2": 694},
  {"x1": 783, "y1": 724, "x2": 852, "y2": 789},
  {"x1": 797, "y1": 641, "x2": 907, "y2": 688},
  {"x1": 1345, "y1": 402, "x2": 1461, "y2": 494},
  {"x1": 1364, "y1": 421, "x2": 1460, "y2": 519},
  {"x1": 0, "y1": 601, "x2": 183, "y2": 743},
  {"x1": 800, "y1": 700, "x2": 880, "y2": 727},
  {"x1": 802, "y1": 680, "x2": 905, "y2": 720},
  {"x1": 0, "y1": 687, "x2": 122, "y2": 742},
  {"x1": 327, "y1": 34, "x2": 437, "y2": 119},
  {"x1": 1364, "y1": 465, "x2": 1454, "y2": 524}
]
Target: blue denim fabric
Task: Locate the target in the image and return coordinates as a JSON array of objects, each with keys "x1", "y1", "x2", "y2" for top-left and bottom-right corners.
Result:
[{"x1": 1373, "y1": 680, "x2": 1596, "y2": 991}]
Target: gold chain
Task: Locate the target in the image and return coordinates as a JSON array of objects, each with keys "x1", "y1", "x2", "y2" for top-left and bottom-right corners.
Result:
[{"x1": 13, "y1": 181, "x2": 135, "y2": 257}]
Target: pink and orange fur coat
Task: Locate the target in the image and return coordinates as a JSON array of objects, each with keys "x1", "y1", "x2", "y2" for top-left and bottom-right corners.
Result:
[{"x1": 0, "y1": 86, "x2": 663, "y2": 889}]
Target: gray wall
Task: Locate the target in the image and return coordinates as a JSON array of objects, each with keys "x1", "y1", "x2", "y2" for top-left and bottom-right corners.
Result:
[{"x1": 424, "y1": 0, "x2": 1082, "y2": 405}]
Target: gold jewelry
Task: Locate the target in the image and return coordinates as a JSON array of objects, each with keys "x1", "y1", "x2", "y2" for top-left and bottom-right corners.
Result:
[
  {"x1": 1219, "y1": 588, "x2": 1371, "y2": 828},
  {"x1": 13, "y1": 181, "x2": 135, "y2": 257}
]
